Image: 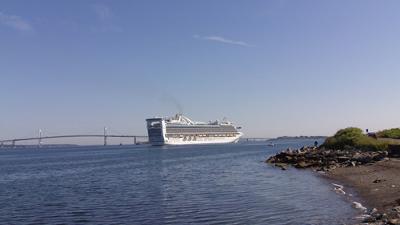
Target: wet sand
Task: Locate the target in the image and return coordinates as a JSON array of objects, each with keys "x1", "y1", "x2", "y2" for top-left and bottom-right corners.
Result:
[{"x1": 328, "y1": 158, "x2": 400, "y2": 212}]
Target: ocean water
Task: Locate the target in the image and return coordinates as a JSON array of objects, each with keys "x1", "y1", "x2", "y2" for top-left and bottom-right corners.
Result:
[{"x1": 0, "y1": 139, "x2": 358, "y2": 225}]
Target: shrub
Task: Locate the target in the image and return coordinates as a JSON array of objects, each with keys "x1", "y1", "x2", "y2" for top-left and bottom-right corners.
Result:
[
  {"x1": 376, "y1": 128, "x2": 400, "y2": 139},
  {"x1": 322, "y1": 127, "x2": 388, "y2": 151}
]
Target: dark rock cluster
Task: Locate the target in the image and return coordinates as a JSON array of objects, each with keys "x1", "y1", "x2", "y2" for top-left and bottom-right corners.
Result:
[
  {"x1": 266, "y1": 146, "x2": 388, "y2": 171},
  {"x1": 361, "y1": 206, "x2": 400, "y2": 225}
]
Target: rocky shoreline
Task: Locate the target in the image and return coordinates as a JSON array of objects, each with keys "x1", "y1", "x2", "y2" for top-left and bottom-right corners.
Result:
[
  {"x1": 266, "y1": 147, "x2": 400, "y2": 225},
  {"x1": 266, "y1": 147, "x2": 388, "y2": 171}
]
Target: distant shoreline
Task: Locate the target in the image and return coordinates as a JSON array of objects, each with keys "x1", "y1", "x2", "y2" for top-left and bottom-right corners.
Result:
[{"x1": 268, "y1": 136, "x2": 327, "y2": 141}]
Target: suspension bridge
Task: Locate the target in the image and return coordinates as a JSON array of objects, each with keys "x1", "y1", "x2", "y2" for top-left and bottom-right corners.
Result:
[
  {"x1": 0, "y1": 127, "x2": 273, "y2": 148},
  {"x1": 0, "y1": 127, "x2": 148, "y2": 148}
]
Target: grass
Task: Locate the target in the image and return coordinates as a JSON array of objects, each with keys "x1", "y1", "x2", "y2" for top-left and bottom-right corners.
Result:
[
  {"x1": 322, "y1": 127, "x2": 388, "y2": 151},
  {"x1": 376, "y1": 128, "x2": 400, "y2": 139}
]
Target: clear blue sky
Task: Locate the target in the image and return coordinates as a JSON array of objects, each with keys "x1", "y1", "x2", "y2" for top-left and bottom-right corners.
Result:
[{"x1": 1, "y1": 0, "x2": 400, "y2": 142}]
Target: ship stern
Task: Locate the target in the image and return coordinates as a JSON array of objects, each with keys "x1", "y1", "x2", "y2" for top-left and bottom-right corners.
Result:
[{"x1": 146, "y1": 118, "x2": 166, "y2": 146}]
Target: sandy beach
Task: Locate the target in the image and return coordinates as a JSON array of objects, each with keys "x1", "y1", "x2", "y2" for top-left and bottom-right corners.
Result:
[{"x1": 328, "y1": 159, "x2": 400, "y2": 218}]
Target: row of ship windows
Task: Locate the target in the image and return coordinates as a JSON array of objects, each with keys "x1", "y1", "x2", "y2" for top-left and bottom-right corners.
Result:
[
  {"x1": 168, "y1": 133, "x2": 236, "y2": 138},
  {"x1": 166, "y1": 128, "x2": 237, "y2": 132}
]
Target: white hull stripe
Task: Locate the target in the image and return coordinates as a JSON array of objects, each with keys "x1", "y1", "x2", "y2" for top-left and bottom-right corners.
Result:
[{"x1": 164, "y1": 135, "x2": 242, "y2": 145}]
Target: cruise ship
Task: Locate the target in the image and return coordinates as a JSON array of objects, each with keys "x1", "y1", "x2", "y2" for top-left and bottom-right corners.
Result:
[{"x1": 146, "y1": 114, "x2": 243, "y2": 146}]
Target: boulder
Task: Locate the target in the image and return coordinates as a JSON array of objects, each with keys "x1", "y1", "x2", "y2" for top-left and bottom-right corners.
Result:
[
  {"x1": 373, "y1": 178, "x2": 386, "y2": 184},
  {"x1": 389, "y1": 145, "x2": 400, "y2": 158},
  {"x1": 337, "y1": 156, "x2": 351, "y2": 162},
  {"x1": 388, "y1": 218, "x2": 400, "y2": 225},
  {"x1": 392, "y1": 206, "x2": 400, "y2": 213},
  {"x1": 294, "y1": 161, "x2": 312, "y2": 169},
  {"x1": 274, "y1": 163, "x2": 288, "y2": 170}
]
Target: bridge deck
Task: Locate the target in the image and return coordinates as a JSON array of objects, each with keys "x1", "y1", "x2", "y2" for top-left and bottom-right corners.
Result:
[{"x1": 0, "y1": 135, "x2": 148, "y2": 143}]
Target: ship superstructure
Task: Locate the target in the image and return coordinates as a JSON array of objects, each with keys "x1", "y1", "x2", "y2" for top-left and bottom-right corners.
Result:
[{"x1": 146, "y1": 114, "x2": 243, "y2": 146}]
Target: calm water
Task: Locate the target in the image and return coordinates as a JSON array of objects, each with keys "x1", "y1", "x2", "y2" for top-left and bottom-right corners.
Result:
[{"x1": 0, "y1": 139, "x2": 358, "y2": 224}]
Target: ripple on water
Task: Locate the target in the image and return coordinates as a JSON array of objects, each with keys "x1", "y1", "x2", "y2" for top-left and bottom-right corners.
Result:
[{"x1": 0, "y1": 141, "x2": 358, "y2": 225}]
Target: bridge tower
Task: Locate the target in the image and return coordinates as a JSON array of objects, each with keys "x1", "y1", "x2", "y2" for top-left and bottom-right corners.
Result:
[
  {"x1": 104, "y1": 127, "x2": 107, "y2": 146},
  {"x1": 38, "y1": 129, "x2": 43, "y2": 147}
]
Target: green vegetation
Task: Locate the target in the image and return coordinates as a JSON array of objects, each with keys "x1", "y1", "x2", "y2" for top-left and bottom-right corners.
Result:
[
  {"x1": 376, "y1": 128, "x2": 400, "y2": 139},
  {"x1": 322, "y1": 127, "x2": 388, "y2": 151}
]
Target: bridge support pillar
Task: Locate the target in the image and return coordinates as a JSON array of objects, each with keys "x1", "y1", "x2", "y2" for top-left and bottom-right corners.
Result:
[
  {"x1": 38, "y1": 129, "x2": 42, "y2": 148},
  {"x1": 134, "y1": 136, "x2": 137, "y2": 145},
  {"x1": 12, "y1": 140, "x2": 15, "y2": 148},
  {"x1": 103, "y1": 127, "x2": 107, "y2": 146}
]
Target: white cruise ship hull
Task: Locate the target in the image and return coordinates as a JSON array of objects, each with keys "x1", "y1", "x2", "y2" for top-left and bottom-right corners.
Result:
[
  {"x1": 164, "y1": 134, "x2": 242, "y2": 145},
  {"x1": 146, "y1": 114, "x2": 243, "y2": 146}
]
